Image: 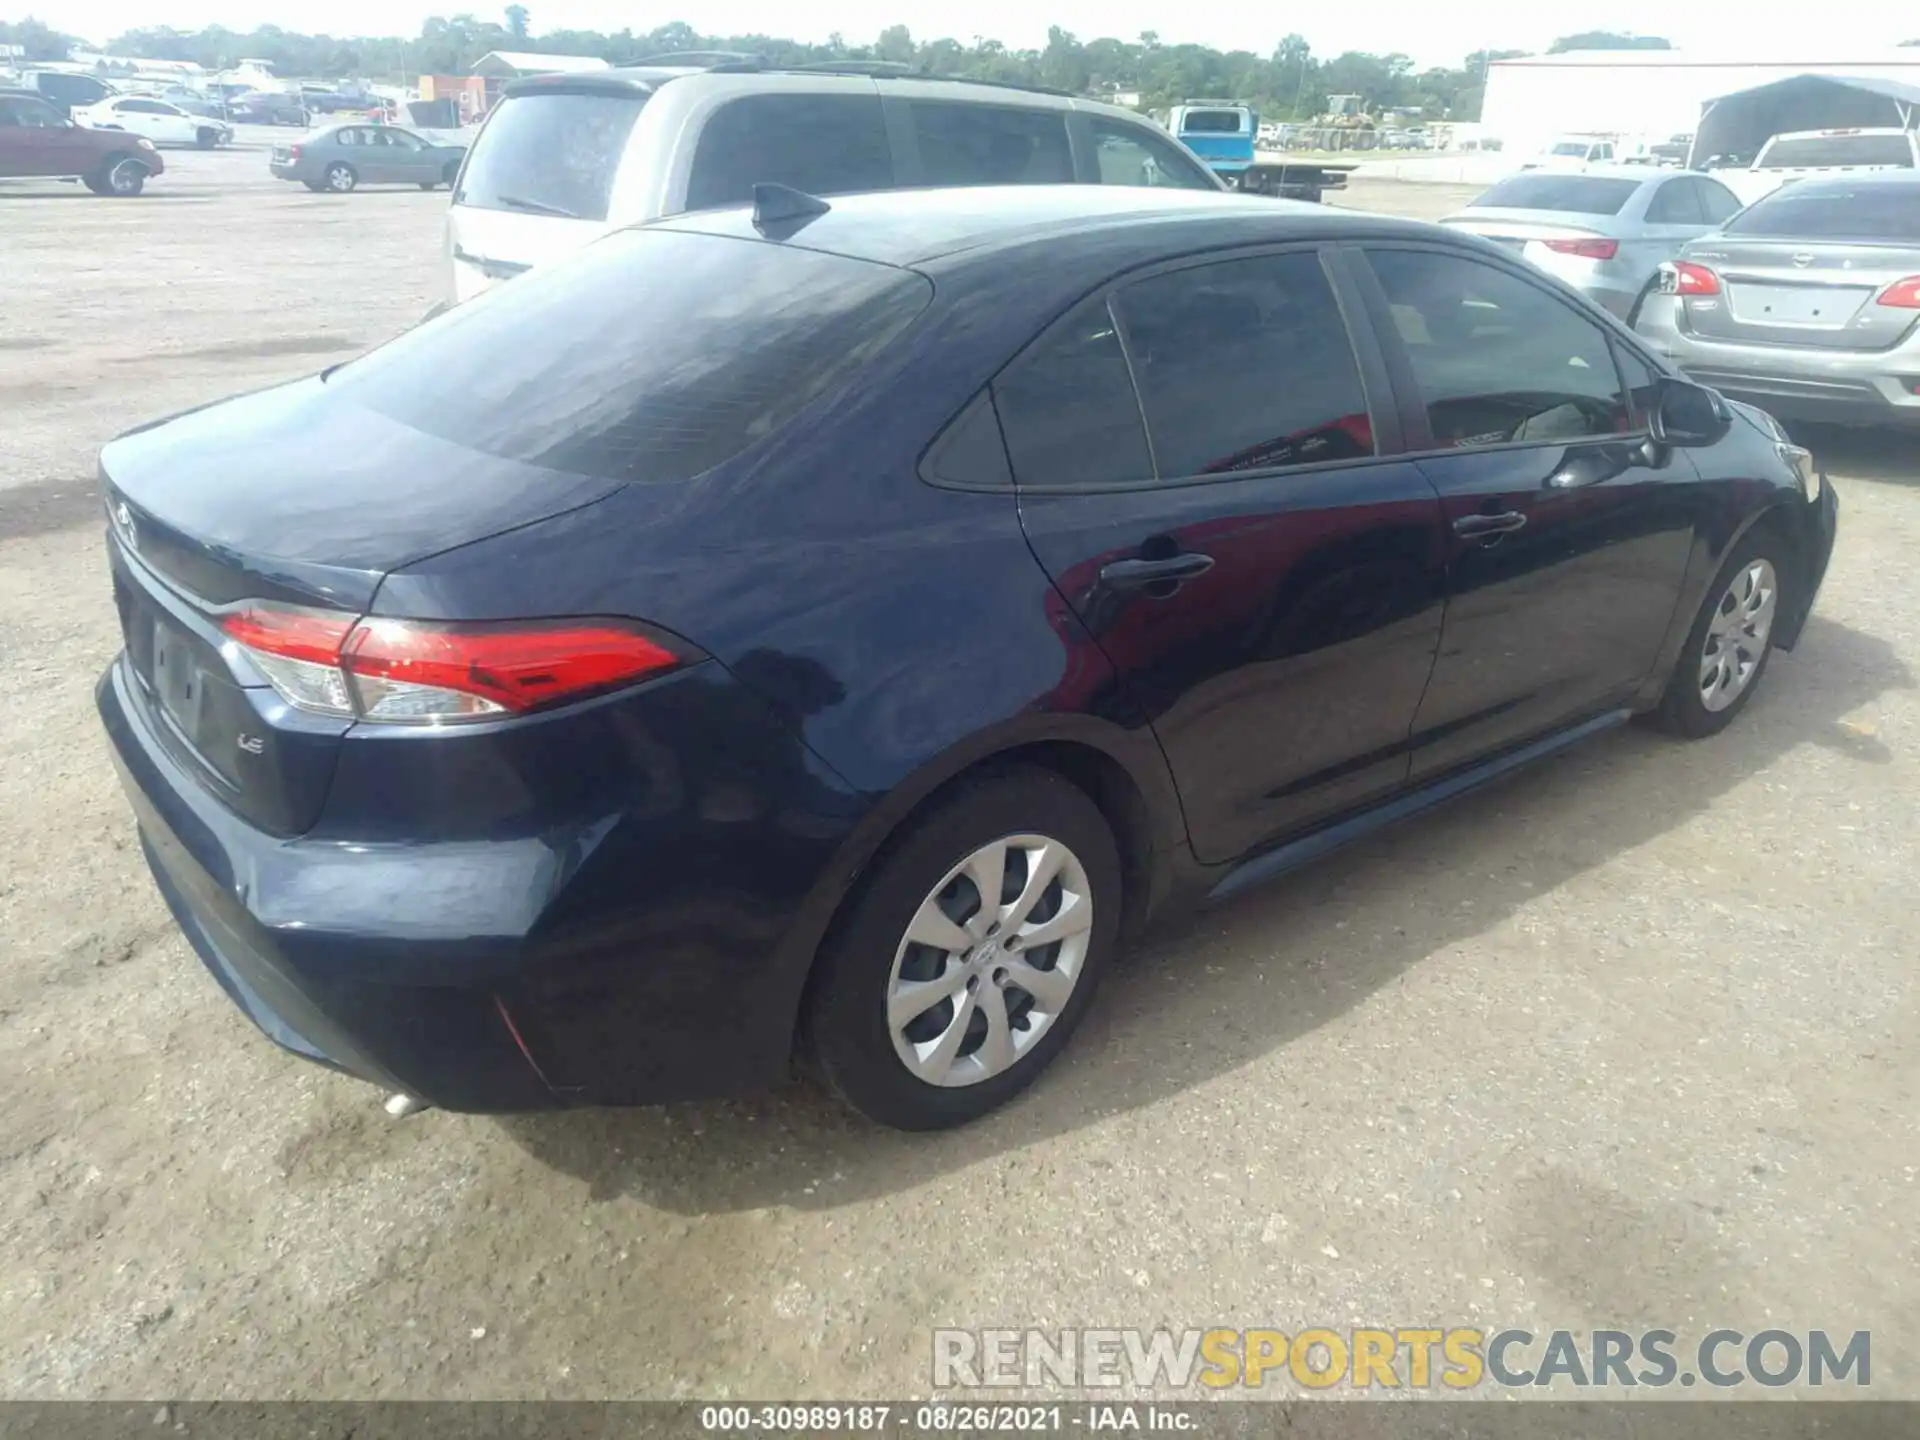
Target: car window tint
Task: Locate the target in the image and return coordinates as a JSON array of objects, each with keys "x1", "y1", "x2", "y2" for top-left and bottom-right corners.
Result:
[
  {"x1": 1114, "y1": 252, "x2": 1375, "y2": 478},
  {"x1": 1368, "y1": 249, "x2": 1629, "y2": 449},
  {"x1": 912, "y1": 102, "x2": 1072, "y2": 187},
  {"x1": 686, "y1": 93, "x2": 892, "y2": 211},
  {"x1": 1471, "y1": 174, "x2": 1639, "y2": 214},
  {"x1": 1726, "y1": 181, "x2": 1920, "y2": 242},
  {"x1": 7, "y1": 97, "x2": 60, "y2": 127},
  {"x1": 994, "y1": 298, "x2": 1153, "y2": 487},
  {"x1": 330, "y1": 229, "x2": 930, "y2": 485},
  {"x1": 457, "y1": 91, "x2": 645, "y2": 222},
  {"x1": 1088, "y1": 118, "x2": 1216, "y2": 190},
  {"x1": 1644, "y1": 179, "x2": 1704, "y2": 224},
  {"x1": 336, "y1": 128, "x2": 360, "y2": 145},
  {"x1": 924, "y1": 392, "x2": 1013, "y2": 488},
  {"x1": 1696, "y1": 179, "x2": 1743, "y2": 224}
]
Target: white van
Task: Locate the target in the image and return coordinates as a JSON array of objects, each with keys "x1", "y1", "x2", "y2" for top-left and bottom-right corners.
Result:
[{"x1": 444, "y1": 57, "x2": 1223, "y2": 305}]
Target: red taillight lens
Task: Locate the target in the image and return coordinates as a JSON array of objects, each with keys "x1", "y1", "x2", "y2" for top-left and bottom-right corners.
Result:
[
  {"x1": 219, "y1": 605, "x2": 682, "y2": 723},
  {"x1": 1875, "y1": 275, "x2": 1920, "y2": 309},
  {"x1": 1544, "y1": 237, "x2": 1619, "y2": 260},
  {"x1": 288, "y1": 144, "x2": 302, "y2": 160},
  {"x1": 1670, "y1": 261, "x2": 1721, "y2": 296}
]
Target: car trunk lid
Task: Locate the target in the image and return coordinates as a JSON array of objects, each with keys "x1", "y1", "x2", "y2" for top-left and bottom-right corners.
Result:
[
  {"x1": 99, "y1": 376, "x2": 626, "y2": 836},
  {"x1": 1678, "y1": 238, "x2": 1920, "y2": 350}
]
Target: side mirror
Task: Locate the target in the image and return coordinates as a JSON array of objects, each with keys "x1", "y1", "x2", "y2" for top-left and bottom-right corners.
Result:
[{"x1": 1650, "y1": 378, "x2": 1730, "y2": 447}]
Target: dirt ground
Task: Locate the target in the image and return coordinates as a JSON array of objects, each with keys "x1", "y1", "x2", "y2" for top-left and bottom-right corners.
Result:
[{"x1": 2, "y1": 138, "x2": 1916, "y2": 1401}]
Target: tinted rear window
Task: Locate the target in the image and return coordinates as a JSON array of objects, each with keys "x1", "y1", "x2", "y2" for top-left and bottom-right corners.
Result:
[
  {"x1": 686, "y1": 93, "x2": 892, "y2": 211},
  {"x1": 457, "y1": 91, "x2": 645, "y2": 222},
  {"x1": 1473, "y1": 175, "x2": 1640, "y2": 214},
  {"x1": 1758, "y1": 134, "x2": 1916, "y2": 168},
  {"x1": 1725, "y1": 182, "x2": 1920, "y2": 243},
  {"x1": 912, "y1": 101, "x2": 1072, "y2": 187},
  {"x1": 329, "y1": 230, "x2": 931, "y2": 484},
  {"x1": 1182, "y1": 110, "x2": 1246, "y2": 134}
]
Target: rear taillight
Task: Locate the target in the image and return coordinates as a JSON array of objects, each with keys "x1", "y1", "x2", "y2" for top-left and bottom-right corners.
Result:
[
  {"x1": 1543, "y1": 237, "x2": 1619, "y2": 260},
  {"x1": 1875, "y1": 275, "x2": 1920, "y2": 309},
  {"x1": 219, "y1": 604, "x2": 684, "y2": 724},
  {"x1": 1659, "y1": 261, "x2": 1722, "y2": 297},
  {"x1": 288, "y1": 144, "x2": 303, "y2": 160}
]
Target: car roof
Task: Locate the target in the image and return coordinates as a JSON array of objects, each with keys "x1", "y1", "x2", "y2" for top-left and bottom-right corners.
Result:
[
  {"x1": 652, "y1": 183, "x2": 1439, "y2": 270},
  {"x1": 504, "y1": 62, "x2": 1080, "y2": 105}
]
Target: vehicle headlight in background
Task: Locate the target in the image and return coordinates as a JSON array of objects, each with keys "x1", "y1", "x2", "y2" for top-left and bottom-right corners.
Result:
[{"x1": 1776, "y1": 442, "x2": 1819, "y2": 503}]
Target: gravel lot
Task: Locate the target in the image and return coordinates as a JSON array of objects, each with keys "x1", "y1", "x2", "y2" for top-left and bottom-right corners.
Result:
[{"x1": 2, "y1": 136, "x2": 1915, "y2": 1401}]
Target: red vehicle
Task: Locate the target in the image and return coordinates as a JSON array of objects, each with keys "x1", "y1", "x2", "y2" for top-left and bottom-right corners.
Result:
[{"x1": 0, "y1": 87, "x2": 164, "y2": 195}]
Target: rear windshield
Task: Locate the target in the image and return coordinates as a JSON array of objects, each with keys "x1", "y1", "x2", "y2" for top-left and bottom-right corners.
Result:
[
  {"x1": 456, "y1": 90, "x2": 645, "y2": 222},
  {"x1": 328, "y1": 229, "x2": 932, "y2": 484},
  {"x1": 1181, "y1": 110, "x2": 1246, "y2": 134},
  {"x1": 1724, "y1": 182, "x2": 1920, "y2": 243},
  {"x1": 1549, "y1": 142, "x2": 1590, "y2": 157},
  {"x1": 1757, "y1": 134, "x2": 1916, "y2": 169},
  {"x1": 1472, "y1": 175, "x2": 1639, "y2": 214}
]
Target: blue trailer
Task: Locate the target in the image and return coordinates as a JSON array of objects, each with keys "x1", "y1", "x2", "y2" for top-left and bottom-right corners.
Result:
[{"x1": 1164, "y1": 100, "x2": 1355, "y2": 202}]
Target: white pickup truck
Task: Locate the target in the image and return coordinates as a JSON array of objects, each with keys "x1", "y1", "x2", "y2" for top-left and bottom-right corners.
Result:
[{"x1": 1717, "y1": 127, "x2": 1920, "y2": 205}]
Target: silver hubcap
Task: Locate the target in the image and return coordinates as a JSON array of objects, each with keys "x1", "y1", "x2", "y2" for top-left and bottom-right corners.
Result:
[
  {"x1": 329, "y1": 167, "x2": 353, "y2": 191},
  {"x1": 111, "y1": 161, "x2": 140, "y2": 193},
  {"x1": 887, "y1": 834, "x2": 1094, "y2": 1088},
  {"x1": 1699, "y1": 558, "x2": 1777, "y2": 712}
]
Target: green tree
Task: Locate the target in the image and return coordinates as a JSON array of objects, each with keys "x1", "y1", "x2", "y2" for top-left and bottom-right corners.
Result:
[
  {"x1": 0, "y1": 16, "x2": 76, "y2": 60},
  {"x1": 504, "y1": 5, "x2": 530, "y2": 41},
  {"x1": 1548, "y1": 31, "x2": 1672, "y2": 52}
]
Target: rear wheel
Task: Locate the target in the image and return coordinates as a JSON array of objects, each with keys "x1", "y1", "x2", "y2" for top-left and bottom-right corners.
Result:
[
  {"x1": 808, "y1": 767, "x2": 1121, "y2": 1130},
  {"x1": 324, "y1": 162, "x2": 357, "y2": 193},
  {"x1": 1650, "y1": 529, "x2": 1787, "y2": 738}
]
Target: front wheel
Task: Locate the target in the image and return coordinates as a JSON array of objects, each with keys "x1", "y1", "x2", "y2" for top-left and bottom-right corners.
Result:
[
  {"x1": 808, "y1": 767, "x2": 1122, "y2": 1130},
  {"x1": 1649, "y1": 530, "x2": 1787, "y2": 738},
  {"x1": 196, "y1": 127, "x2": 219, "y2": 149},
  {"x1": 89, "y1": 157, "x2": 148, "y2": 196},
  {"x1": 323, "y1": 162, "x2": 357, "y2": 193}
]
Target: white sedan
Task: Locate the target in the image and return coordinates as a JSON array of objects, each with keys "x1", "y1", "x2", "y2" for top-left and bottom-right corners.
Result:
[{"x1": 73, "y1": 96, "x2": 233, "y2": 150}]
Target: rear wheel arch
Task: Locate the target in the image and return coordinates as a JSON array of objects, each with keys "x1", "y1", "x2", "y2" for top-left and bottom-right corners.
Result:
[{"x1": 783, "y1": 729, "x2": 1180, "y2": 1068}]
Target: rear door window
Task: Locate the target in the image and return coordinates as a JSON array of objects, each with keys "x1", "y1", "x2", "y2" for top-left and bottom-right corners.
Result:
[
  {"x1": 994, "y1": 298, "x2": 1154, "y2": 487},
  {"x1": 456, "y1": 90, "x2": 646, "y2": 221},
  {"x1": 911, "y1": 101, "x2": 1072, "y2": 187},
  {"x1": 1114, "y1": 252, "x2": 1375, "y2": 478},
  {"x1": 1471, "y1": 174, "x2": 1639, "y2": 214},
  {"x1": 1695, "y1": 178, "x2": 1743, "y2": 224},
  {"x1": 330, "y1": 229, "x2": 931, "y2": 484},
  {"x1": 686, "y1": 92, "x2": 892, "y2": 211},
  {"x1": 1644, "y1": 178, "x2": 1704, "y2": 224},
  {"x1": 1087, "y1": 118, "x2": 1216, "y2": 190}
]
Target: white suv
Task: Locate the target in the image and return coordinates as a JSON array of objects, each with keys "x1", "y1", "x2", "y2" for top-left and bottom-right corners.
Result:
[{"x1": 444, "y1": 56, "x2": 1223, "y2": 303}]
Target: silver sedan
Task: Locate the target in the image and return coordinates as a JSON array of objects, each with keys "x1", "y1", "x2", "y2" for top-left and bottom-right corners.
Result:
[
  {"x1": 269, "y1": 123, "x2": 468, "y2": 194},
  {"x1": 1440, "y1": 166, "x2": 1745, "y2": 322}
]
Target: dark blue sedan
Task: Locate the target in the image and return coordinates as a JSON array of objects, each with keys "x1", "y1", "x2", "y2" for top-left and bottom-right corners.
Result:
[{"x1": 96, "y1": 186, "x2": 1836, "y2": 1129}]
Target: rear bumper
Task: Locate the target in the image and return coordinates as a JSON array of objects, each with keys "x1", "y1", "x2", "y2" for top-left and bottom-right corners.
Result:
[
  {"x1": 1637, "y1": 298, "x2": 1920, "y2": 427},
  {"x1": 267, "y1": 161, "x2": 300, "y2": 180},
  {"x1": 97, "y1": 653, "x2": 869, "y2": 1112}
]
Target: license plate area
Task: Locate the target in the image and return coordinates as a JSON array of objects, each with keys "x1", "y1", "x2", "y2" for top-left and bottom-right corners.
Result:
[{"x1": 1728, "y1": 283, "x2": 1870, "y2": 327}]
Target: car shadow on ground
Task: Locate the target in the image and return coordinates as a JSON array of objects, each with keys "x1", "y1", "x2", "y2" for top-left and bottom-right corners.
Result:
[{"x1": 500, "y1": 615, "x2": 1908, "y2": 1214}]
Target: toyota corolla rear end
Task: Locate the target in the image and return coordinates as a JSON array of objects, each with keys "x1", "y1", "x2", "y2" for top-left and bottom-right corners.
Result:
[{"x1": 95, "y1": 225, "x2": 932, "y2": 1111}]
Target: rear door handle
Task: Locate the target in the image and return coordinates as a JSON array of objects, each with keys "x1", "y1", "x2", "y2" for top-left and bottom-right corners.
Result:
[
  {"x1": 1452, "y1": 511, "x2": 1528, "y2": 539},
  {"x1": 1098, "y1": 553, "x2": 1216, "y2": 589}
]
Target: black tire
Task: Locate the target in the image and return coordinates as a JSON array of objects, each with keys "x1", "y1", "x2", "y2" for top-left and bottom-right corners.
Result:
[
  {"x1": 302, "y1": 179, "x2": 327, "y2": 192},
  {"x1": 323, "y1": 162, "x2": 357, "y2": 193},
  {"x1": 196, "y1": 127, "x2": 218, "y2": 150},
  {"x1": 418, "y1": 181, "x2": 438, "y2": 190},
  {"x1": 90, "y1": 156, "x2": 147, "y2": 197},
  {"x1": 1649, "y1": 527, "x2": 1789, "y2": 738},
  {"x1": 807, "y1": 766, "x2": 1122, "y2": 1130}
]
